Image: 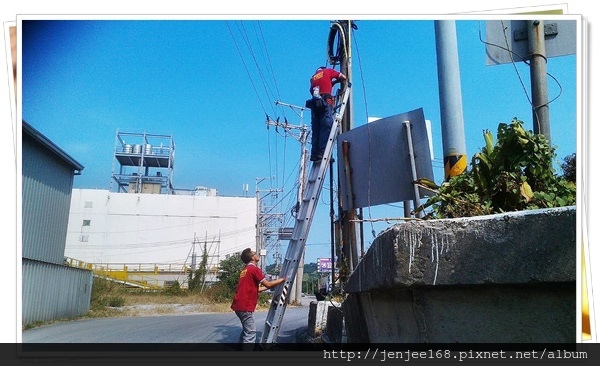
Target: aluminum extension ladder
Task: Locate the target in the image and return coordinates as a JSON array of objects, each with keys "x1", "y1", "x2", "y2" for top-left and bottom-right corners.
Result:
[{"x1": 260, "y1": 84, "x2": 351, "y2": 345}]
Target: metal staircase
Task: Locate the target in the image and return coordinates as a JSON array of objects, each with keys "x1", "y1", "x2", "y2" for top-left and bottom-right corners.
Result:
[{"x1": 260, "y1": 84, "x2": 351, "y2": 345}]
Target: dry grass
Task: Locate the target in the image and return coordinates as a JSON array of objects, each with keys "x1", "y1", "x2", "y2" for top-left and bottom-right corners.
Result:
[
  {"x1": 27, "y1": 277, "x2": 280, "y2": 329},
  {"x1": 24, "y1": 278, "x2": 274, "y2": 330},
  {"x1": 104, "y1": 302, "x2": 234, "y2": 317},
  {"x1": 92, "y1": 288, "x2": 278, "y2": 318},
  {"x1": 90, "y1": 289, "x2": 235, "y2": 318}
]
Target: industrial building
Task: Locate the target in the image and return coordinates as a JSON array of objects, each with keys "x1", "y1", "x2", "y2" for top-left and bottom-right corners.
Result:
[
  {"x1": 21, "y1": 120, "x2": 93, "y2": 326},
  {"x1": 64, "y1": 188, "x2": 256, "y2": 287},
  {"x1": 63, "y1": 130, "x2": 257, "y2": 288}
]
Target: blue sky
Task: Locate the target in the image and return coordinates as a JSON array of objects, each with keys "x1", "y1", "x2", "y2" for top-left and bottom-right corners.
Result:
[{"x1": 18, "y1": 17, "x2": 579, "y2": 267}]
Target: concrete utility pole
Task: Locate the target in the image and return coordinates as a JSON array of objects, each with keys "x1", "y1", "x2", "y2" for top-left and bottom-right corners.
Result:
[
  {"x1": 340, "y1": 21, "x2": 353, "y2": 133},
  {"x1": 267, "y1": 104, "x2": 309, "y2": 304},
  {"x1": 527, "y1": 20, "x2": 551, "y2": 142},
  {"x1": 255, "y1": 176, "x2": 283, "y2": 274},
  {"x1": 336, "y1": 20, "x2": 359, "y2": 284},
  {"x1": 434, "y1": 20, "x2": 467, "y2": 181},
  {"x1": 292, "y1": 123, "x2": 309, "y2": 303}
]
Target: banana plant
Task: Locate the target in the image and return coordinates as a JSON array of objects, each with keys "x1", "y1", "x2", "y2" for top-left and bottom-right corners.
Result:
[{"x1": 415, "y1": 118, "x2": 575, "y2": 219}]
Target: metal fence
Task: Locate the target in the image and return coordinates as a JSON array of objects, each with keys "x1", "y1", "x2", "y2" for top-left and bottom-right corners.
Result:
[{"x1": 22, "y1": 259, "x2": 93, "y2": 325}]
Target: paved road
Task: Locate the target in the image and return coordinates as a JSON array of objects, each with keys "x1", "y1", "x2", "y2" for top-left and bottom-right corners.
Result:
[{"x1": 22, "y1": 296, "x2": 315, "y2": 344}]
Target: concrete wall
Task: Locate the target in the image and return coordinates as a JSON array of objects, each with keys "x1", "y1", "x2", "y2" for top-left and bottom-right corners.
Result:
[
  {"x1": 308, "y1": 300, "x2": 341, "y2": 338},
  {"x1": 343, "y1": 206, "x2": 576, "y2": 343}
]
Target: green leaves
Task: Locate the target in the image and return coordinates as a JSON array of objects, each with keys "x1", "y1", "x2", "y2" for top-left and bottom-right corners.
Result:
[
  {"x1": 483, "y1": 129, "x2": 494, "y2": 155},
  {"x1": 419, "y1": 118, "x2": 576, "y2": 218}
]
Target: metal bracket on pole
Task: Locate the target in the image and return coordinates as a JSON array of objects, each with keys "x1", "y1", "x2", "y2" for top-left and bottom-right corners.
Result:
[
  {"x1": 341, "y1": 140, "x2": 358, "y2": 272},
  {"x1": 404, "y1": 120, "x2": 422, "y2": 218}
]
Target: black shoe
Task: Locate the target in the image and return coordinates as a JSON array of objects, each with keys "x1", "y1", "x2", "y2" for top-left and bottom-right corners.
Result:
[{"x1": 310, "y1": 154, "x2": 323, "y2": 162}]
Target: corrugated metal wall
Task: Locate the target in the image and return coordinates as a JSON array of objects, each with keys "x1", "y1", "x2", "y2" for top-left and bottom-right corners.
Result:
[
  {"x1": 21, "y1": 124, "x2": 91, "y2": 326},
  {"x1": 22, "y1": 259, "x2": 93, "y2": 325},
  {"x1": 22, "y1": 133, "x2": 75, "y2": 264}
]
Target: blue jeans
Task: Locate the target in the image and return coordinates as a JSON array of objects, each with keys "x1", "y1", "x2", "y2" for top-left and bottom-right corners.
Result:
[
  {"x1": 311, "y1": 103, "x2": 334, "y2": 159},
  {"x1": 235, "y1": 311, "x2": 256, "y2": 347}
]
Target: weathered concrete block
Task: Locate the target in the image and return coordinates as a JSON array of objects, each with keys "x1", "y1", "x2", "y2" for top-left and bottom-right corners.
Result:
[
  {"x1": 347, "y1": 206, "x2": 576, "y2": 291},
  {"x1": 342, "y1": 293, "x2": 371, "y2": 343},
  {"x1": 307, "y1": 300, "x2": 340, "y2": 337},
  {"x1": 325, "y1": 304, "x2": 345, "y2": 343},
  {"x1": 344, "y1": 207, "x2": 576, "y2": 343}
]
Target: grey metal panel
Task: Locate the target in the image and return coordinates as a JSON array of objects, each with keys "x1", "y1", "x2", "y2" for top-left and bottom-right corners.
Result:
[
  {"x1": 22, "y1": 132, "x2": 75, "y2": 264},
  {"x1": 22, "y1": 259, "x2": 93, "y2": 325},
  {"x1": 337, "y1": 108, "x2": 435, "y2": 210},
  {"x1": 485, "y1": 19, "x2": 577, "y2": 65}
]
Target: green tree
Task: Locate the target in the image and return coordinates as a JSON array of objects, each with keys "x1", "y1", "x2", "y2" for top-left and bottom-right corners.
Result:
[
  {"x1": 203, "y1": 252, "x2": 245, "y2": 302},
  {"x1": 188, "y1": 243, "x2": 209, "y2": 292},
  {"x1": 561, "y1": 153, "x2": 576, "y2": 183},
  {"x1": 217, "y1": 253, "x2": 245, "y2": 293}
]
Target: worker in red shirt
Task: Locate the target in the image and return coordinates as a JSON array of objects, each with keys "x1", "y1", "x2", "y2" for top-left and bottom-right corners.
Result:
[
  {"x1": 308, "y1": 66, "x2": 347, "y2": 162},
  {"x1": 231, "y1": 248, "x2": 285, "y2": 349}
]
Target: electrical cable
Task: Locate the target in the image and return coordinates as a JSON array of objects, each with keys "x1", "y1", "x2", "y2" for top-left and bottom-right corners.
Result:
[
  {"x1": 327, "y1": 21, "x2": 348, "y2": 66},
  {"x1": 351, "y1": 26, "x2": 377, "y2": 239},
  {"x1": 479, "y1": 21, "x2": 564, "y2": 133},
  {"x1": 225, "y1": 21, "x2": 268, "y2": 116}
]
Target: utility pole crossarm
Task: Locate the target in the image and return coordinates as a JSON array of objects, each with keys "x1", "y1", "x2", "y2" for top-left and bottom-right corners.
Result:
[{"x1": 266, "y1": 115, "x2": 309, "y2": 143}]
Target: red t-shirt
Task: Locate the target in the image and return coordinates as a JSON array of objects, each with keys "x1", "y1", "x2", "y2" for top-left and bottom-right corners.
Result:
[
  {"x1": 230, "y1": 263, "x2": 265, "y2": 312},
  {"x1": 310, "y1": 68, "x2": 342, "y2": 96}
]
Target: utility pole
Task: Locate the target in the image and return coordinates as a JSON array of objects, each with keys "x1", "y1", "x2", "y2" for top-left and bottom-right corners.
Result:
[
  {"x1": 334, "y1": 20, "x2": 359, "y2": 286},
  {"x1": 255, "y1": 176, "x2": 282, "y2": 274},
  {"x1": 484, "y1": 19, "x2": 573, "y2": 142},
  {"x1": 293, "y1": 127, "x2": 309, "y2": 304},
  {"x1": 528, "y1": 20, "x2": 551, "y2": 142},
  {"x1": 434, "y1": 20, "x2": 467, "y2": 181},
  {"x1": 267, "y1": 103, "x2": 309, "y2": 304}
]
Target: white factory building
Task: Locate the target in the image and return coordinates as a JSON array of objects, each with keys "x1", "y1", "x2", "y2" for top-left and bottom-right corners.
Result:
[
  {"x1": 62, "y1": 130, "x2": 257, "y2": 288},
  {"x1": 64, "y1": 188, "x2": 257, "y2": 287}
]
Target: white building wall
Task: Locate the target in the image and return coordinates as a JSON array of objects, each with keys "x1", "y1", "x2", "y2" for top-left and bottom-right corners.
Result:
[{"x1": 65, "y1": 189, "x2": 257, "y2": 268}]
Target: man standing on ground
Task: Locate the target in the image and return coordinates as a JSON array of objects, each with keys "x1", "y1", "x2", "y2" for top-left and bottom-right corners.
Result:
[
  {"x1": 308, "y1": 66, "x2": 347, "y2": 162},
  {"x1": 231, "y1": 248, "x2": 286, "y2": 349}
]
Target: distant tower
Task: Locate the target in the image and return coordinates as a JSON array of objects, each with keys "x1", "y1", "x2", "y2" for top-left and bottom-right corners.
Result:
[{"x1": 110, "y1": 130, "x2": 175, "y2": 194}]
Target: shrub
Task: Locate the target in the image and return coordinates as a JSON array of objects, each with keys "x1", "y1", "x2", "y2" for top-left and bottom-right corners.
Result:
[
  {"x1": 561, "y1": 153, "x2": 576, "y2": 183},
  {"x1": 416, "y1": 118, "x2": 576, "y2": 218},
  {"x1": 107, "y1": 295, "x2": 126, "y2": 307},
  {"x1": 90, "y1": 276, "x2": 127, "y2": 310},
  {"x1": 202, "y1": 253, "x2": 245, "y2": 303},
  {"x1": 165, "y1": 280, "x2": 184, "y2": 296}
]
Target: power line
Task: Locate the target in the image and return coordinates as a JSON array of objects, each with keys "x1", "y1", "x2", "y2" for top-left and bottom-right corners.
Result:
[{"x1": 225, "y1": 20, "x2": 268, "y2": 116}]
